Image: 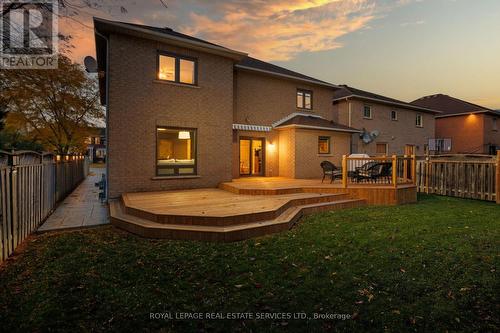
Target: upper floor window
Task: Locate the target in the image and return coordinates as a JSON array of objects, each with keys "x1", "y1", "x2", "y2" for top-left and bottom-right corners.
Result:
[
  {"x1": 416, "y1": 114, "x2": 423, "y2": 127},
  {"x1": 363, "y1": 105, "x2": 372, "y2": 119},
  {"x1": 297, "y1": 89, "x2": 312, "y2": 110},
  {"x1": 493, "y1": 118, "x2": 498, "y2": 131},
  {"x1": 158, "y1": 53, "x2": 197, "y2": 85},
  {"x1": 391, "y1": 110, "x2": 397, "y2": 121}
]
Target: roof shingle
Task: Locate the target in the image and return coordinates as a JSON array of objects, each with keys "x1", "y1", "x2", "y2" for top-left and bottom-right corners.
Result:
[{"x1": 411, "y1": 94, "x2": 498, "y2": 117}]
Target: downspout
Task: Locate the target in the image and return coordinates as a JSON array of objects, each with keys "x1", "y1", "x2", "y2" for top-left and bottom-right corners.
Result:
[
  {"x1": 95, "y1": 30, "x2": 110, "y2": 201},
  {"x1": 348, "y1": 98, "x2": 352, "y2": 127}
]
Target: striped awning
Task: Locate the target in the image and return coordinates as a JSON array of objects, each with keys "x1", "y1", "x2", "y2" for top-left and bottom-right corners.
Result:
[{"x1": 232, "y1": 123, "x2": 272, "y2": 132}]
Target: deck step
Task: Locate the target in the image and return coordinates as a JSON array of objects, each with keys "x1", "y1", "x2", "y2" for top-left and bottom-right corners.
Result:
[
  {"x1": 110, "y1": 198, "x2": 366, "y2": 242},
  {"x1": 122, "y1": 192, "x2": 350, "y2": 226}
]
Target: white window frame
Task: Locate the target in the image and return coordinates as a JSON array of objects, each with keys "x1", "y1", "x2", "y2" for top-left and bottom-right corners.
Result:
[
  {"x1": 363, "y1": 105, "x2": 372, "y2": 119},
  {"x1": 416, "y1": 114, "x2": 423, "y2": 128},
  {"x1": 391, "y1": 110, "x2": 398, "y2": 121}
]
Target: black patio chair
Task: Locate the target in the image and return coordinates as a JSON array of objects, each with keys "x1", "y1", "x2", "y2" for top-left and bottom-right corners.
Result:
[
  {"x1": 354, "y1": 162, "x2": 392, "y2": 183},
  {"x1": 320, "y1": 161, "x2": 342, "y2": 183}
]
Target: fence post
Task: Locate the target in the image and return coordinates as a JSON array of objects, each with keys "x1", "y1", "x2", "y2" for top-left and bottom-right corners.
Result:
[
  {"x1": 496, "y1": 150, "x2": 500, "y2": 204},
  {"x1": 425, "y1": 156, "x2": 430, "y2": 194},
  {"x1": 392, "y1": 155, "x2": 397, "y2": 188},
  {"x1": 342, "y1": 155, "x2": 347, "y2": 189},
  {"x1": 10, "y1": 155, "x2": 18, "y2": 251},
  {"x1": 411, "y1": 155, "x2": 416, "y2": 185}
]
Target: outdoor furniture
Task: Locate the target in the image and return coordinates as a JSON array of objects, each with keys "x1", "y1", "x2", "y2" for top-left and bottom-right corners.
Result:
[
  {"x1": 352, "y1": 162, "x2": 392, "y2": 183},
  {"x1": 320, "y1": 161, "x2": 342, "y2": 183}
]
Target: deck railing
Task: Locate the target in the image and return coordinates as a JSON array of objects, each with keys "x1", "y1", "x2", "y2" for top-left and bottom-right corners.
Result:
[
  {"x1": 341, "y1": 155, "x2": 416, "y2": 188},
  {"x1": 0, "y1": 151, "x2": 89, "y2": 262}
]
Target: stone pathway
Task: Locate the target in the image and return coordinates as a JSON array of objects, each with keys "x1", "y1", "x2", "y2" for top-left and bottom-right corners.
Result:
[{"x1": 38, "y1": 167, "x2": 109, "y2": 232}]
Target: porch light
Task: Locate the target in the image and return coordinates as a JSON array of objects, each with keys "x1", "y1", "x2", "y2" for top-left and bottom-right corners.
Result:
[
  {"x1": 267, "y1": 141, "x2": 276, "y2": 153},
  {"x1": 178, "y1": 131, "x2": 190, "y2": 139}
]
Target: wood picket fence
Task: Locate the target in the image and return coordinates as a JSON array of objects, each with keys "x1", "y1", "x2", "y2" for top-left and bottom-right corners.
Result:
[
  {"x1": 416, "y1": 152, "x2": 500, "y2": 203},
  {"x1": 0, "y1": 151, "x2": 89, "y2": 262}
]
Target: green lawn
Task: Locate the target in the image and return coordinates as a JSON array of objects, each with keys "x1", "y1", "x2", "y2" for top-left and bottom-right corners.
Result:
[{"x1": 0, "y1": 194, "x2": 499, "y2": 332}]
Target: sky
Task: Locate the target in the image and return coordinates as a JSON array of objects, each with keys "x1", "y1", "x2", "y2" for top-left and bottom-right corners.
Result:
[{"x1": 61, "y1": 0, "x2": 500, "y2": 109}]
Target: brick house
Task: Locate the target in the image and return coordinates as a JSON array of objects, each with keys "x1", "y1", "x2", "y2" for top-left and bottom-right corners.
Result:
[
  {"x1": 94, "y1": 18, "x2": 436, "y2": 198},
  {"x1": 412, "y1": 94, "x2": 500, "y2": 154},
  {"x1": 332, "y1": 85, "x2": 440, "y2": 157}
]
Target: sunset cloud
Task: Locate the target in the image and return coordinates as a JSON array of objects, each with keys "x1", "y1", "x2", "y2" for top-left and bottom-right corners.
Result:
[{"x1": 181, "y1": 0, "x2": 404, "y2": 61}]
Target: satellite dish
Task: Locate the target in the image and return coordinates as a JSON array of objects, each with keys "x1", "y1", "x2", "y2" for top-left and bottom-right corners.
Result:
[
  {"x1": 84, "y1": 56, "x2": 97, "y2": 73},
  {"x1": 359, "y1": 129, "x2": 380, "y2": 144}
]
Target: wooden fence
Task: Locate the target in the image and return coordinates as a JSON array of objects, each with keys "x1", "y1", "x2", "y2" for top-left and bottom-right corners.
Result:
[
  {"x1": 416, "y1": 152, "x2": 500, "y2": 202},
  {"x1": 0, "y1": 151, "x2": 89, "y2": 262}
]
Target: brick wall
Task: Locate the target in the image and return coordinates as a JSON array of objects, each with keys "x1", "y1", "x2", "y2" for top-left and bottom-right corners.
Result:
[
  {"x1": 334, "y1": 100, "x2": 435, "y2": 155},
  {"x1": 107, "y1": 34, "x2": 234, "y2": 197}
]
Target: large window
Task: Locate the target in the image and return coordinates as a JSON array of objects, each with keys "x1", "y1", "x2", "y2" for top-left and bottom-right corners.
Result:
[
  {"x1": 297, "y1": 89, "x2": 312, "y2": 110},
  {"x1": 416, "y1": 114, "x2": 423, "y2": 127},
  {"x1": 158, "y1": 53, "x2": 197, "y2": 85},
  {"x1": 318, "y1": 136, "x2": 331, "y2": 154},
  {"x1": 156, "y1": 127, "x2": 197, "y2": 176},
  {"x1": 363, "y1": 105, "x2": 372, "y2": 119}
]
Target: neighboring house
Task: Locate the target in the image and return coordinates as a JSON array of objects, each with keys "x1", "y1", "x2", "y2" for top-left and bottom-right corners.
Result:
[
  {"x1": 94, "y1": 18, "x2": 360, "y2": 198},
  {"x1": 332, "y1": 85, "x2": 440, "y2": 156},
  {"x1": 412, "y1": 94, "x2": 500, "y2": 155},
  {"x1": 85, "y1": 127, "x2": 106, "y2": 163}
]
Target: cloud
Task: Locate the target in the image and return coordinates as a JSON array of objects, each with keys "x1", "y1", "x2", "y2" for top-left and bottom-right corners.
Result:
[{"x1": 181, "y1": 0, "x2": 407, "y2": 61}]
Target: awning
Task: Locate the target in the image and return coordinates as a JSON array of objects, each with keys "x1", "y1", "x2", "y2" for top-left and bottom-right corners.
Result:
[{"x1": 232, "y1": 123, "x2": 272, "y2": 132}]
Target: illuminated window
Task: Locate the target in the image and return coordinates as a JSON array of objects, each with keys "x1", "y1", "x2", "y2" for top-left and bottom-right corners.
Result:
[
  {"x1": 363, "y1": 105, "x2": 372, "y2": 119},
  {"x1": 318, "y1": 136, "x2": 331, "y2": 154},
  {"x1": 391, "y1": 110, "x2": 397, "y2": 121},
  {"x1": 376, "y1": 143, "x2": 388, "y2": 155},
  {"x1": 158, "y1": 53, "x2": 197, "y2": 85},
  {"x1": 157, "y1": 127, "x2": 197, "y2": 176},
  {"x1": 416, "y1": 114, "x2": 423, "y2": 127},
  {"x1": 297, "y1": 89, "x2": 312, "y2": 110}
]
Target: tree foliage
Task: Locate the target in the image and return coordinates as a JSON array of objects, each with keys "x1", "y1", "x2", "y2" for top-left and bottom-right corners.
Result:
[{"x1": 0, "y1": 55, "x2": 104, "y2": 154}]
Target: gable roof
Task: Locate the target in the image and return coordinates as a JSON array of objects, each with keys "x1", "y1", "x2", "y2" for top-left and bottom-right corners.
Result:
[
  {"x1": 236, "y1": 57, "x2": 338, "y2": 89},
  {"x1": 94, "y1": 17, "x2": 247, "y2": 60},
  {"x1": 411, "y1": 94, "x2": 500, "y2": 118},
  {"x1": 273, "y1": 114, "x2": 361, "y2": 133},
  {"x1": 333, "y1": 85, "x2": 441, "y2": 114}
]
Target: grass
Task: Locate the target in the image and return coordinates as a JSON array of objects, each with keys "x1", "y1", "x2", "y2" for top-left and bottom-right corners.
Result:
[{"x1": 0, "y1": 194, "x2": 498, "y2": 332}]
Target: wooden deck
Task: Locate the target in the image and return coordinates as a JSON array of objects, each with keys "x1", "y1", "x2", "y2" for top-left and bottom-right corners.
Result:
[
  {"x1": 109, "y1": 177, "x2": 417, "y2": 242},
  {"x1": 220, "y1": 177, "x2": 417, "y2": 206}
]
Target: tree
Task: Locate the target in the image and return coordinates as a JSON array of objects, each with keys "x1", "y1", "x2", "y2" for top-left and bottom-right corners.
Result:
[{"x1": 0, "y1": 55, "x2": 104, "y2": 154}]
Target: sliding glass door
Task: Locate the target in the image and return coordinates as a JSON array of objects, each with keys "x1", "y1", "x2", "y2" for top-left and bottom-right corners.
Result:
[{"x1": 239, "y1": 138, "x2": 264, "y2": 176}]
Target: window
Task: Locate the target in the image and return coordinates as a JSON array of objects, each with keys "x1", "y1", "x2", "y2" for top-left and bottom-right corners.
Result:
[
  {"x1": 376, "y1": 143, "x2": 388, "y2": 155},
  {"x1": 391, "y1": 110, "x2": 398, "y2": 121},
  {"x1": 493, "y1": 118, "x2": 498, "y2": 131},
  {"x1": 158, "y1": 53, "x2": 197, "y2": 85},
  {"x1": 363, "y1": 105, "x2": 372, "y2": 119},
  {"x1": 318, "y1": 136, "x2": 331, "y2": 154},
  {"x1": 416, "y1": 114, "x2": 423, "y2": 127},
  {"x1": 156, "y1": 127, "x2": 197, "y2": 176},
  {"x1": 297, "y1": 89, "x2": 313, "y2": 110}
]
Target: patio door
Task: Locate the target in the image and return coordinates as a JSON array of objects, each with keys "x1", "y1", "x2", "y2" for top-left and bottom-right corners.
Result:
[{"x1": 239, "y1": 138, "x2": 264, "y2": 176}]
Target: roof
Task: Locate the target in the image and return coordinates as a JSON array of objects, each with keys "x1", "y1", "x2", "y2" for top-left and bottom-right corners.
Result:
[
  {"x1": 94, "y1": 17, "x2": 338, "y2": 96},
  {"x1": 93, "y1": 17, "x2": 247, "y2": 60},
  {"x1": 333, "y1": 85, "x2": 441, "y2": 114},
  {"x1": 236, "y1": 57, "x2": 338, "y2": 89},
  {"x1": 411, "y1": 94, "x2": 500, "y2": 118},
  {"x1": 273, "y1": 114, "x2": 361, "y2": 133}
]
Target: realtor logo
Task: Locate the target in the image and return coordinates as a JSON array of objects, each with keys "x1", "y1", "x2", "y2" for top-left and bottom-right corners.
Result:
[{"x1": 1, "y1": 0, "x2": 58, "y2": 69}]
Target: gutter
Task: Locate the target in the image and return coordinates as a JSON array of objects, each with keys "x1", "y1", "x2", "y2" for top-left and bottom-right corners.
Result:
[
  {"x1": 95, "y1": 29, "x2": 110, "y2": 201},
  {"x1": 333, "y1": 94, "x2": 442, "y2": 114},
  {"x1": 275, "y1": 124, "x2": 362, "y2": 133}
]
